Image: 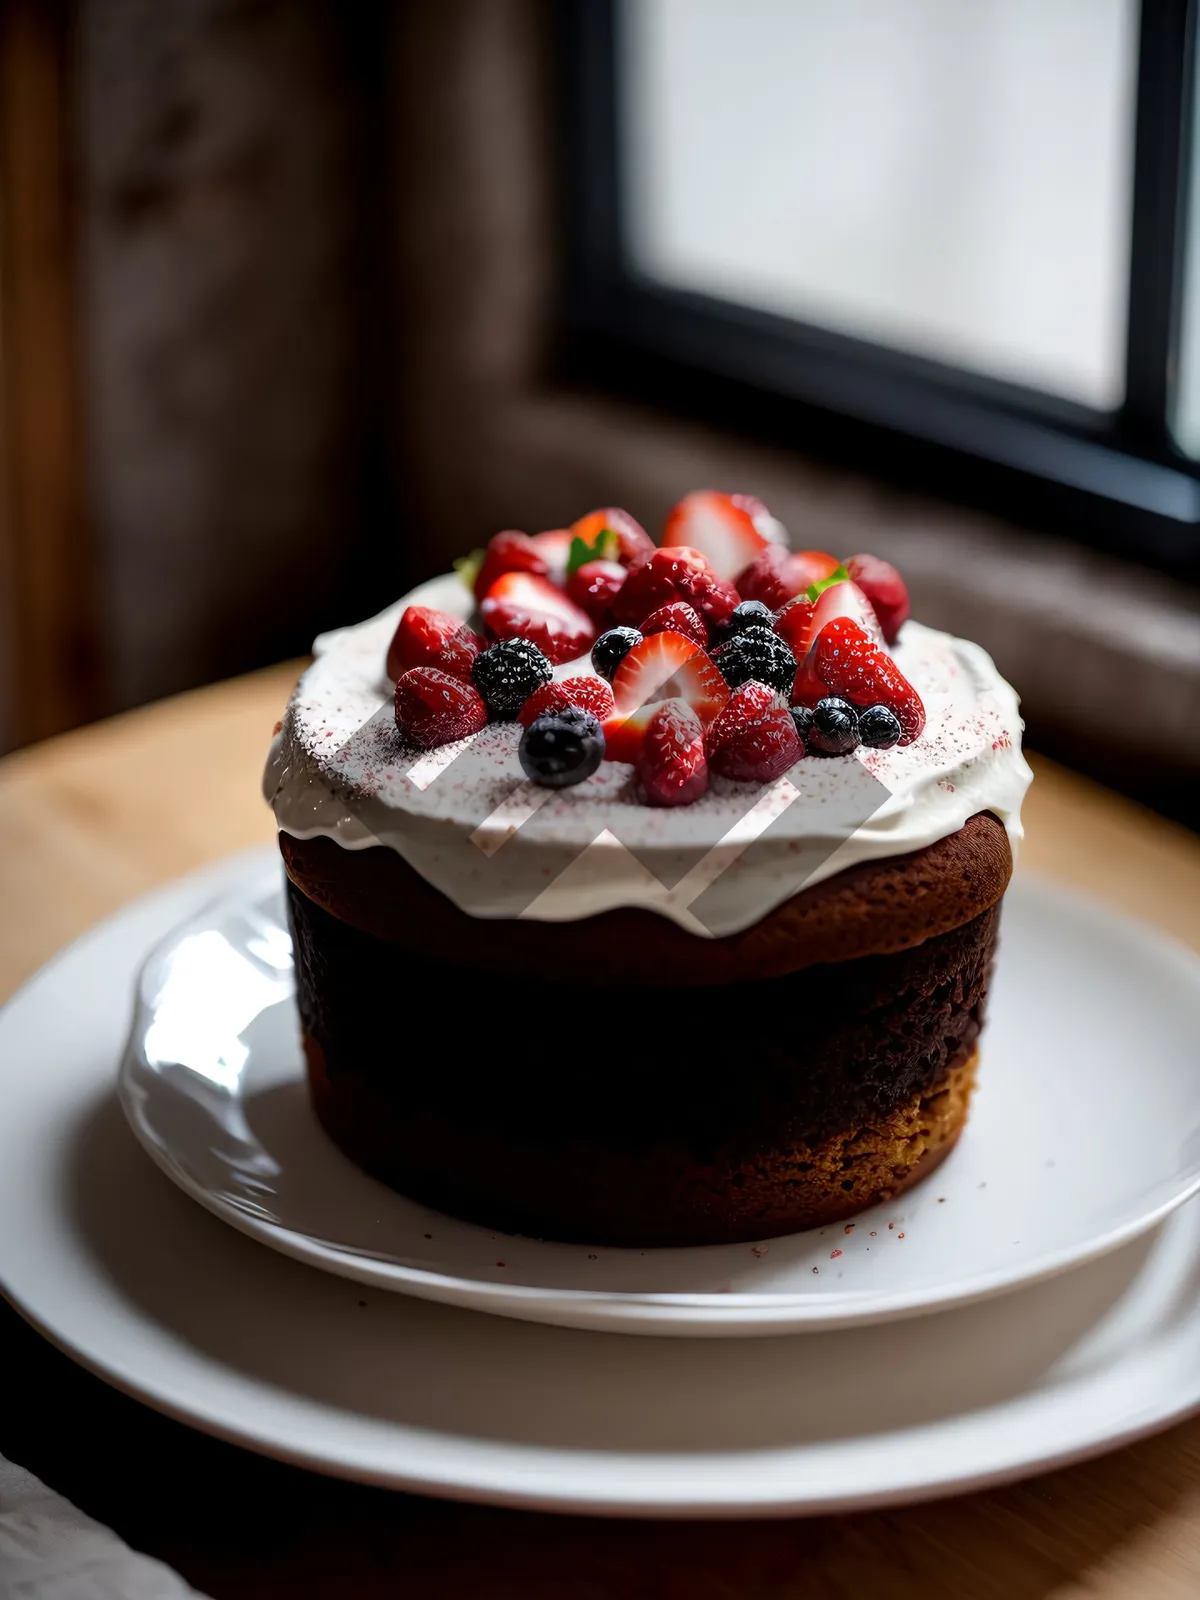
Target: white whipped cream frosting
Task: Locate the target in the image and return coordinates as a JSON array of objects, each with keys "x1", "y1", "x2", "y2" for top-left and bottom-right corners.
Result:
[{"x1": 264, "y1": 573, "x2": 1032, "y2": 938}]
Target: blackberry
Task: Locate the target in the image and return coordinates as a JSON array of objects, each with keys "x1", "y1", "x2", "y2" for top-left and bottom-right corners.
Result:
[
  {"x1": 715, "y1": 625, "x2": 795, "y2": 695},
  {"x1": 518, "y1": 708, "x2": 605, "y2": 788},
  {"x1": 724, "y1": 599, "x2": 775, "y2": 639},
  {"x1": 809, "y1": 697, "x2": 860, "y2": 756},
  {"x1": 591, "y1": 626, "x2": 642, "y2": 682},
  {"x1": 858, "y1": 703, "x2": 903, "y2": 750},
  {"x1": 470, "y1": 638, "x2": 552, "y2": 721}
]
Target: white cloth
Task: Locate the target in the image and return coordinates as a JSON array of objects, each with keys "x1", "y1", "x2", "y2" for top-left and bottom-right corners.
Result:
[{"x1": 0, "y1": 1456, "x2": 206, "y2": 1600}]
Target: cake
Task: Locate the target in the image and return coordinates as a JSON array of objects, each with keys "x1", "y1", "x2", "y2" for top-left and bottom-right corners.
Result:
[{"x1": 265, "y1": 494, "x2": 1030, "y2": 1246}]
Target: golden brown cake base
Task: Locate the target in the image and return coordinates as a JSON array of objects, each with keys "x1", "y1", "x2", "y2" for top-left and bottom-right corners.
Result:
[{"x1": 305, "y1": 1036, "x2": 977, "y2": 1246}]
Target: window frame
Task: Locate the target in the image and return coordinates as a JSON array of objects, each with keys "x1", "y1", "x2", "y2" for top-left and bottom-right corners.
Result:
[{"x1": 557, "y1": 0, "x2": 1200, "y2": 579}]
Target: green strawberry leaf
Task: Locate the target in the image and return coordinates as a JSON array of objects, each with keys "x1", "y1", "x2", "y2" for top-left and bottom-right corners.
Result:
[
  {"x1": 566, "y1": 527, "x2": 619, "y2": 576},
  {"x1": 453, "y1": 548, "x2": 485, "y2": 594},
  {"x1": 805, "y1": 564, "x2": 849, "y2": 604}
]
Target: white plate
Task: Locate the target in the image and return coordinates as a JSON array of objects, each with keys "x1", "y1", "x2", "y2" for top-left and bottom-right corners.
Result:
[
  {"x1": 116, "y1": 852, "x2": 1200, "y2": 1336},
  {"x1": 4, "y1": 854, "x2": 1200, "y2": 1514}
]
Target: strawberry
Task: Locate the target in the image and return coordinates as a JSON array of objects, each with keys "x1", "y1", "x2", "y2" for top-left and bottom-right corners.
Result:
[
  {"x1": 567, "y1": 558, "x2": 627, "y2": 622},
  {"x1": 570, "y1": 507, "x2": 655, "y2": 569},
  {"x1": 710, "y1": 703, "x2": 803, "y2": 783},
  {"x1": 481, "y1": 571, "x2": 596, "y2": 666},
  {"x1": 469, "y1": 530, "x2": 548, "y2": 603},
  {"x1": 707, "y1": 681, "x2": 782, "y2": 752},
  {"x1": 772, "y1": 594, "x2": 814, "y2": 658},
  {"x1": 845, "y1": 553, "x2": 910, "y2": 644},
  {"x1": 640, "y1": 601, "x2": 707, "y2": 649},
  {"x1": 661, "y1": 490, "x2": 782, "y2": 582},
  {"x1": 613, "y1": 545, "x2": 740, "y2": 633},
  {"x1": 607, "y1": 629, "x2": 729, "y2": 762},
  {"x1": 394, "y1": 667, "x2": 488, "y2": 748},
  {"x1": 636, "y1": 700, "x2": 709, "y2": 807},
  {"x1": 528, "y1": 528, "x2": 575, "y2": 585},
  {"x1": 518, "y1": 675, "x2": 615, "y2": 729},
  {"x1": 737, "y1": 546, "x2": 840, "y2": 609},
  {"x1": 813, "y1": 618, "x2": 926, "y2": 744},
  {"x1": 386, "y1": 605, "x2": 484, "y2": 683}
]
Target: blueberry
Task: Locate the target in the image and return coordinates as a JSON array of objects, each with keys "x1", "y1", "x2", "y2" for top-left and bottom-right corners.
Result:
[
  {"x1": 518, "y1": 708, "x2": 605, "y2": 788},
  {"x1": 809, "y1": 697, "x2": 860, "y2": 756},
  {"x1": 716, "y1": 625, "x2": 795, "y2": 695},
  {"x1": 724, "y1": 600, "x2": 775, "y2": 639},
  {"x1": 471, "y1": 638, "x2": 552, "y2": 720},
  {"x1": 591, "y1": 626, "x2": 642, "y2": 682},
  {"x1": 790, "y1": 704, "x2": 815, "y2": 748},
  {"x1": 857, "y1": 703, "x2": 903, "y2": 750}
]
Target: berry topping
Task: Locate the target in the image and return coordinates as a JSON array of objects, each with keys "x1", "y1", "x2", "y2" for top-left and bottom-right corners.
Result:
[
  {"x1": 591, "y1": 625, "x2": 643, "y2": 681},
  {"x1": 607, "y1": 629, "x2": 729, "y2": 762},
  {"x1": 394, "y1": 667, "x2": 488, "y2": 748},
  {"x1": 640, "y1": 601, "x2": 708, "y2": 649},
  {"x1": 857, "y1": 703, "x2": 903, "y2": 750},
  {"x1": 845, "y1": 553, "x2": 910, "y2": 645},
  {"x1": 710, "y1": 702, "x2": 803, "y2": 783},
  {"x1": 812, "y1": 618, "x2": 926, "y2": 744},
  {"x1": 527, "y1": 527, "x2": 575, "y2": 584},
  {"x1": 465, "y1": 530, "x2": 548, "y2": 603},
  {"x1": 724, "y1": 599, "x2": 776, "y2": 638},
  {"x1": 808, "y1": 697, "x2": 861, "y2": 757},
  {"x1": 635, "y1": 700, "x2": 709, "y2": 807},
  {"x1": 772, "y1": 594, "x2": 814, "y2": 657},
  {"x1": 567, "y1": 558, "x2": 627, "y2": 622},
  {"x1": 480, "y1": 570, "x2": 596, "y2": 665},
  {"x1": 386, "y1": 605, "x2": 484, "y2": 683},
  {"x1": 517, "y1": 675, "x2": 616, "y2": 728},
  {"x1": 714, "y1": 625, "x2": 796, "y2": 695},
  {"x1": 661, "y1": 490, "x2": 782, "y2": 582},
  {"x1": 470, "y1": 637, "x2": 553, "y2": 721},
  {"x1": 707, "y1": 680, "x2": 781, "y2": 752},
  {"x1": 570, "y1": 507, "x2": 655, "y2": 569},
  {"x1": 518, "y1": 708, "x2": 605, "y2": 789},
  {"x1": 790, "y1": 704, "x2": 815, "y2": 747},
  {"x1": 735, "y1": 545, "x2": 840, "y2": 609},
  {"x1": 612, "y1": 545, "x2": 739, "y2": 633}
]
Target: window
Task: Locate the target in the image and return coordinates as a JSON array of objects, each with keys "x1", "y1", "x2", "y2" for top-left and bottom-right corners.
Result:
[{"x1": 561, "y1": 0, "x2": 1200, "y2": 575}]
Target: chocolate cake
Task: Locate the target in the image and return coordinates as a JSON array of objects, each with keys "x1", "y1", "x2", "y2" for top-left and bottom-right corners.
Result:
[{"x1": 264, "y1": 496, "x2": 1031, "y2": 1245}]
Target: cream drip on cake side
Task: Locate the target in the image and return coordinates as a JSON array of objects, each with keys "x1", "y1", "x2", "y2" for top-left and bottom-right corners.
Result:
[{"x1": 263, "y1": 573, "x2": 1033, "y2": 937}]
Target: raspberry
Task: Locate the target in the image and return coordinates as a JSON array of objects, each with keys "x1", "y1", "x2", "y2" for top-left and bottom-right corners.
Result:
[
  {"x1": 635, "y1": 700, "x2": 709, "y2": 807},
  {"x1": 707, "y1": 681, "x2": 781, "y2": 753},
  {"x1": 567, "y1": 558, "x2": 627, "y2": 622},
  {"x1": 394, "y1": 667, "x2": 488, "y2": 748},
  {"x1": 710, "y1": 703, "x2": 802, "y2": 782},
  {"x1": 518, "y1": 675, "x2": 616, "y2": 728}
]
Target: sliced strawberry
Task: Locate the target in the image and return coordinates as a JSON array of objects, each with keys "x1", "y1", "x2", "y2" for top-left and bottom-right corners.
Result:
[
  {"x1": 710, "y1": 703, "x2": 803, "y2": 783},
  {"x1": 481, "y1": 571, "x2": 596, "y2": 666},
  {"x1": 518, "y1": 675, "x2": 615, "y2": 729},
  {"x1": 528, "y1": 528, "x2": 575, "y2": 585},
  {"x1": 772, "y1": 594, "x2": 815, "y2": 658},
  {"x1": 845, "y1": 553, "x2": 910, "y2": 644},
  {"x1": 394, "y1": 667, "x2": 488, "y2": 748},
  {"x1": 640, "y1": 601, "x2": 707, "y2": 649},
  {"x1": 567, "y1": 558, "x2": 627, "y2": 622},
  {"x1": 570, "y1": 507, "x2": 655, "y2": 569},
  {"x1": 471, "y1": 530, "x2": 548, "y2": 603},
  {"x1": 661, "y1": 490, "x2": 780, "y2": 582},
  {"x1": 613, "y1": 545, "x2": 740, "y2": 633},
  {"x1": 737, "y1": 546, "x2": 840, "y2": 609},
  {"x1": 813, "y1": 618, "x2": 926, "y2": 744},
  {"x1": 606, "y1": 630, "x2": 729, "y2": 762},
  {"x1": 636, "y1": 700, "x2": 709, "y2": 807},
  {"x1": 707, "y1": 681, "x2": 782, "y2": 753},
  {"x1": 386, "y1": 605, "x2": 484, "y2": 683}
]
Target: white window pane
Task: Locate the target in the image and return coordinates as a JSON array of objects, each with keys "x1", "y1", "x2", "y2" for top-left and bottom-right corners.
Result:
[{"x1": 620, "y1": 0, "x2": 1137, "y2": 410}]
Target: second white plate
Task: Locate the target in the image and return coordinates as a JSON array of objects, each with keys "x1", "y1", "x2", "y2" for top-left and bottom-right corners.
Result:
[{"x1": 119, "y1": 852, "x2": 1200, "y2": 1336}]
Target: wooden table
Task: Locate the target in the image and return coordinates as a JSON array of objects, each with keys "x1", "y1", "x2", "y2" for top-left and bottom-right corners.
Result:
[{"x1": 3, "y1": 663, "x2": 1200, "y2": 1599}]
